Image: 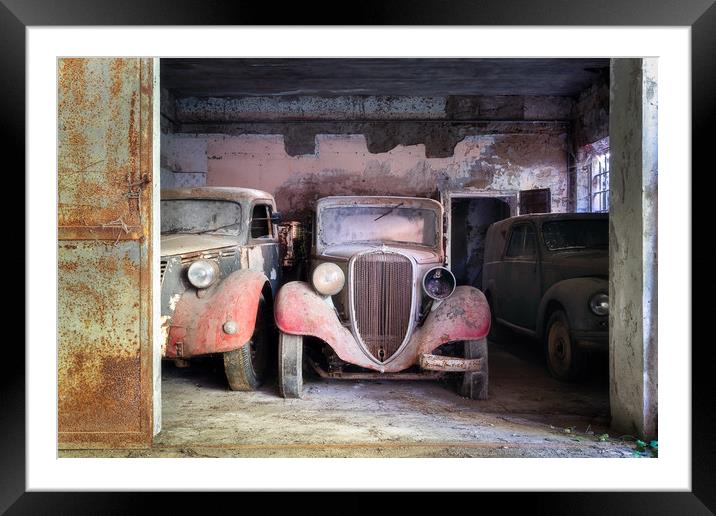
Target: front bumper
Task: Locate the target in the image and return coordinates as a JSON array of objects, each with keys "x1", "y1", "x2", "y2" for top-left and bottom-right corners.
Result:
[{"x1": 420, "y1": 353, "x2": 483, "y2": 372}]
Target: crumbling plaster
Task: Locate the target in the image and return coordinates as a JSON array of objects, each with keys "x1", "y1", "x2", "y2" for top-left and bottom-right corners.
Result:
[
  {"x1": 160, "y1": 91, "x2": 608, "y2": 219},
  {"x1": 162, "y1": 131, "x2": 569, "y2": 220}
]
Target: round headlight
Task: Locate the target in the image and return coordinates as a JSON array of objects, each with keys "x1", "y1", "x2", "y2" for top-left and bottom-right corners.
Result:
[
  {"x1": 312, "y1": 262, "x2": 345, "y2": 296},
  {"x1": 187, "y1": 259, "x2": 219, "y2": 289},
  {"x1": 423, "y1": 267, "x2": 456, "y2": 300},
  {"x1": 589, "y1": 293, "x2": 609, "y2": 316}
]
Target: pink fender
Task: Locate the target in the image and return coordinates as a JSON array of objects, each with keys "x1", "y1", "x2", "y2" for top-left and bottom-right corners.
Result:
[
  {"x1": 274, "y1": 281, "x2": 491, "y2": 373},
  {"x1": 274, "y1": 281, "x2": 372, "y2": 367},
  {"x1": 410, "y1": 285, "x2": 491, "y2": 355},
  {"x1": 166, "y1": 269, "x2": 268, "y2": 358}
]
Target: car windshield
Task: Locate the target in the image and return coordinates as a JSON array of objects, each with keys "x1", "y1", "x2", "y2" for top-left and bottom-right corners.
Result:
[
  {"x1": 542, "y1": 219, "x2": 608, "y2": 251},
  {"x1": 320, "y1": 205, "x2": 438, "y2": 248},
  {"x1": 161, "y1": 199, "x2": 242, "y2": 236}
]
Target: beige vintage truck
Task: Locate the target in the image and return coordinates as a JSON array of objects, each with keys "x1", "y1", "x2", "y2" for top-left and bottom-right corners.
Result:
[{"x1": 159, "y1": 187, "x2": 281, "y2": 390}]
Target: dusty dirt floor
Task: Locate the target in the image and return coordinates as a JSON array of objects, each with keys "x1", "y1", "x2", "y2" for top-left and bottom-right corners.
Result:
[{"x1": 61, "y1": 334, "x2": 643, "y2": 458}]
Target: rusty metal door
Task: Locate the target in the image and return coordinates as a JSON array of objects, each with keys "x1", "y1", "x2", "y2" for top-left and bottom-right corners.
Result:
[{"x1": 58, "y1": 58, "x2": 155, "y2": 448}]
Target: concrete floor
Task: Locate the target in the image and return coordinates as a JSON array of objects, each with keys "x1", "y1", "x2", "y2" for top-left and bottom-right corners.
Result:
[{"x1": 61, "y1": 334, "x2": 640, "y2": 458}]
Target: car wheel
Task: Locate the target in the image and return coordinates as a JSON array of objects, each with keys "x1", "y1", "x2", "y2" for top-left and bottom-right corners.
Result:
[
  {"x1": 545, "y1": 309, "x2": 584, "y2": 381},
  {"x1": 278, "y1": 332, "x2": 303, "y2": 399},
  {"x1": 459, "y1": 337, "x2": 489, "y2": 400},
  {"x1": 223, "y1": 295, "x2": 270, "y2": 391}
]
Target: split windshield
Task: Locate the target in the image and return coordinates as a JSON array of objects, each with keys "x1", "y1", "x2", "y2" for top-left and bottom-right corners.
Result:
[
  {"x1": 542, "y1": 219, "x2": 608, "y2": 251},
  {"x1": 320, "y1": 205, "x2": 438, "y2": 248},
  {"x1": 161, "y1": 199, "x2": 243, "y2": 236}
]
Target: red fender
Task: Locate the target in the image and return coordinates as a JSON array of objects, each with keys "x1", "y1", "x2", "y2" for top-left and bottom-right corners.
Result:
[
  {"x1": 274, "y1": 281, "x2": 491, "y2": 373},
  {"x1": 166, "y1": 269, "x2": 268, "y2": 358},
  {"x1": 410, "y1": 285, "x2": 491, "y2": 356},
  {"x1": 274, "y1": 281, "x2": 372, "y2": 368}
]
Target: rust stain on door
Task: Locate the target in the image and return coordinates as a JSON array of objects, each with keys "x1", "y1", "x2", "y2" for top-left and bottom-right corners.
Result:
[{"x1": 58, "y1": 58, "x2": 154, "y2": 448}]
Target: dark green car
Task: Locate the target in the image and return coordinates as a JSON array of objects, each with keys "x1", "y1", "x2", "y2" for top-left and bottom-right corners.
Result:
[{"x1": 482, "y1": 213, "x2": 608, "y2": 380}]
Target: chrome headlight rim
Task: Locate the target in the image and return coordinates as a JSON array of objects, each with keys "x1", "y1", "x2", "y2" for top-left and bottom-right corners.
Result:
[
  {"x1": 312, "y1": 262, "x2": 346, "y2": 296},
  {"x1": 187, "y1": 259, "x2": 219, "y2": 289},
  {"x1": 589, "y1": 292, "x2": 609, "y2": 316},
  {"x1": 422, "y1": 266, "x2": 456, "y2": 300}
]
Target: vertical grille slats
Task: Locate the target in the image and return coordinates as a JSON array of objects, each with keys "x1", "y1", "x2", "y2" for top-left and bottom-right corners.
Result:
[{"x1": 353, "y1": 252, "x2": 412, "y2": 362}]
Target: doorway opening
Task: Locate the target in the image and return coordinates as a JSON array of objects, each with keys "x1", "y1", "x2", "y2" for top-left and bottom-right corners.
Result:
[{"x1": 449, "y1": 195, "x2": 512, "y2": 288}]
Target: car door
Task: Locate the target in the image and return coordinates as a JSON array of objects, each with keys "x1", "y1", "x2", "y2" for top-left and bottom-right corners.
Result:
[
  {"x1": 248, "y1": 201, "x2": 281, "y2": 295},
  {"x1": 499, "y1": 222, "x2": 541, "y2": 331}
]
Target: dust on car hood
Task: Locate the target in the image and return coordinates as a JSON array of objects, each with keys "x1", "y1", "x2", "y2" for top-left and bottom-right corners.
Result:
[
  {"x1": 161, "y1": 233, "x2": 237, "y2": 258},
  {"x1": 320, "y1": 243, "x2": 442, "y2": 264}
]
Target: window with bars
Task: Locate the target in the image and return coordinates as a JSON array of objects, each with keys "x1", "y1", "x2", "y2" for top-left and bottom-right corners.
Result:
[{"x1": 590, "y1": 151, "x2": 610, "y2": 213}]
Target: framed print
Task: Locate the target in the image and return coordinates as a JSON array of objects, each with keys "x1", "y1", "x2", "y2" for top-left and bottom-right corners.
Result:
[{"x1": 12, "y1": 0, "x2": 713, "y2": 512}]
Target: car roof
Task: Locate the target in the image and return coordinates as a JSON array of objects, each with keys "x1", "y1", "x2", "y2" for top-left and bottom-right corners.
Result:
[
  {"x1": 161, "y1": 186, "x2": 275, "y2": 203},
  {"x1": 316, "y1": 195, "x2": 442, "y2": 212},
  {"x1": 491, "y1": 212, "x2": 608, "y2": 230}
]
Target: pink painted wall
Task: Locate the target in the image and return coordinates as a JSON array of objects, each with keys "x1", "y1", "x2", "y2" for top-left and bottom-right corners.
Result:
[{"x1": 163, "y1": 132, "x2": 569, "y2": 219}]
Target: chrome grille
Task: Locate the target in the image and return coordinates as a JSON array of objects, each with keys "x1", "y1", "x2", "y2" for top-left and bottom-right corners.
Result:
[{"x1": 352, "y1": 252, "x2": 413, "y2": 362}]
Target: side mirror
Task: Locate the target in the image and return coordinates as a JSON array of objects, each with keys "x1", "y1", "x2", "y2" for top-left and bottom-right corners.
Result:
[{"x1": 271, "y1": 212, "x2": 282, "y2": 223}]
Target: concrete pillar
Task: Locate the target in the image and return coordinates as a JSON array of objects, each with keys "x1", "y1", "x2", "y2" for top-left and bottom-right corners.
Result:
[{"x1": 608, "y1": 58, "x2": 658, "y2": 440}]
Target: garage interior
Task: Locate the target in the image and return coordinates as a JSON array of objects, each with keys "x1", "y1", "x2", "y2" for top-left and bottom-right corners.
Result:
[{"x1": 58, "y1": 57, "x2": 657, "y2": 458}]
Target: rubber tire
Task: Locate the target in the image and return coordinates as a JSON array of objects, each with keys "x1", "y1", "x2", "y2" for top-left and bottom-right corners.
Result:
[
  {"x1": 545, "y1": 310, "x2": 584, "y2": 381},
  {"x1": 278, "y1": 332, "x2": 303, "y2": 399},
  {"x1": 459, "y1": 337, "x2": 489, "y2": 400},
  {"x1": 223, "y1": 295, "x2": 270, "y2": 391}
]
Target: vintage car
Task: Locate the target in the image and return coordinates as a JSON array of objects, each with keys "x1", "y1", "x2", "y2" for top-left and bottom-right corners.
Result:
[
  {"x1": 160, "y1": 187, "x2": 281, "y2": 390},
  {"x1": 482, "y1": 213, "x2": 608, "y2": 380},
  {"x1": 273, "y1": 196, "x2": 491, "y2": 399}
]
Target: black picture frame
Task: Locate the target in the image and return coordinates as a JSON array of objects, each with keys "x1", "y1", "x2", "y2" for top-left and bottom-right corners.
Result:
[{"x1": 9, "y1": 0, "x2": 712, "y2": 512}]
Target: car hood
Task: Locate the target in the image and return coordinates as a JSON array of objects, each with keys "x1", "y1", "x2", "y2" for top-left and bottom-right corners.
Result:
[
  {"x1": 161, "y1": 233, "x2": 237, "y2": 258},
  {"x1": 545, "y1": 249, "x2": 608, "y2": 278},
  {"x1": 320, "y1": 243, "x2": 442, "y2": 264}
]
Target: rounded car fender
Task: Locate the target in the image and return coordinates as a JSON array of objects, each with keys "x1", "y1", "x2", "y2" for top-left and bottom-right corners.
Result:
[
  {"x1": 412, "y1": 285, "x2": 491, "y2": 356},
  {"x1": 166, "y1": 269, "x2": 270, "y2": 358},
  {"x1": 536, "y1": 277, "x2": 608, "y2": 337},
  {"x1": 274, "y1": 281, "x2": 378, "y2": 367}
]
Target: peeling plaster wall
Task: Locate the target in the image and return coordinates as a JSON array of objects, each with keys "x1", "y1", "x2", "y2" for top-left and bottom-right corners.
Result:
[
  {"x1": 160, "y1": 87, "x2": 207, "y2": 189},
  {"x1": 176, "y1": 95, "x2": 573, "y2": 124},
  {"x1": 162, "y1": 131, "x2": 570, "y2": 220}
]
